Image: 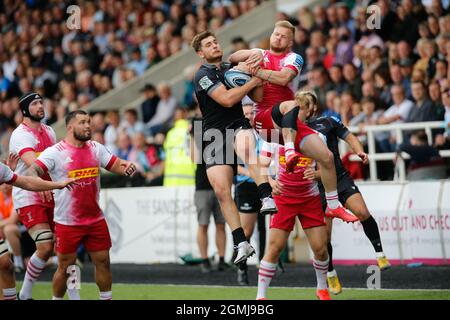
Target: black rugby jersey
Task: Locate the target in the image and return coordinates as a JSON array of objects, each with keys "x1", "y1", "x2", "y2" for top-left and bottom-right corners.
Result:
[
  {"x1": 193, "y1": 62, "x2": 245, "y2": 132},
  {"x1": 306, "y1": 115, "x2": 350, "y2": 177}
]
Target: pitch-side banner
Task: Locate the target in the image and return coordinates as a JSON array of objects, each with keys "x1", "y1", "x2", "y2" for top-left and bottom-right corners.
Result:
[
  {"x1": 101, "y1": 186, "x2": 243, "y2": 264},
  {"x1": 330, "y1": 181, "x2": 450, "y2": 265},
  {"x1": 101, "y1": 182, "x2": 450, "y2": 265}
]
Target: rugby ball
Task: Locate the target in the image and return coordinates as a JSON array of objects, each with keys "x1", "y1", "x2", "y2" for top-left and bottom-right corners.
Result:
[{"x1": 224, "y1": 69, "x2": 252, "y2": 88}]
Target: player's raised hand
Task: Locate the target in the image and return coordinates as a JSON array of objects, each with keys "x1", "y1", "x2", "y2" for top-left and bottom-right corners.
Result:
[
  {"x1": 245, "y1": 50, "x2": 263, "y2": 69},
  {"x1": 357, "y1": 152, "x2": 369, "y2": 165},
  {"x1": 120, "y1": 161, "x2": 137, "y2": 177},
  {"x1": 233, "y1": 62, "x2": 251, "y2": 74},
  {"x1": 6, "y1": 153, "x2": 20, "y2": 171},
  {"x1": 58, "y1": 178, "x2": 78, "y2": 190}
]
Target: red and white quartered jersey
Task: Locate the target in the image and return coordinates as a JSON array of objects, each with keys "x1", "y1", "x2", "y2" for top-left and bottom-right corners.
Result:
[
  {"x1": 9, "y1": 123, "x2": 56, "y2": 210},
  {"x1": 260, "y1": 141, "x2": 319, "y2": 199},
  {"x1": 35, "y1": 140, "x2": 117, "y2": 226},
  {"x1": 0, "y1": 162, "x2": 17, "y2": 185},
  {"x1": 255, "y1": 49, "x2": 304, "y2": 114}
]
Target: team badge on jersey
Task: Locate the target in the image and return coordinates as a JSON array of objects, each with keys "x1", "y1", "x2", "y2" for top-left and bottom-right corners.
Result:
[{"x1": 199, "y1": 76, "x2": 213, "y2": 90}]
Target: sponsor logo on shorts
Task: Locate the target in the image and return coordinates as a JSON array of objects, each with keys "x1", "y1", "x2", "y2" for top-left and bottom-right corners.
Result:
[{"x1": 68, "y1": 167, "x2": 99, "y2": 179}]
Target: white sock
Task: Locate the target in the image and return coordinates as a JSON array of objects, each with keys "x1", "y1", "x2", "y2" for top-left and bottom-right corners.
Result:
[
  {"x1": 14, "y1": 255, "x2": 24, "y2": 269},
  {"x1": 325, "y1": 190, "x2": 340, "y2": 209},
  {"x1": 100, "y1": 291, "x2": 112, "y2": 300},
  {"x1": 313, "y1": 258, "x2": 329, "y2": 290},
  {"x1": 52, "y1": 296, "x2": 64, "y2": 300},
  {"x1": 20, "y1": 252, "x2": 46, "y2": 300},
  {"x1": 3, "y1": 288, "x2": 17, "y2": 300},
  {"x1": 51, "y1": 256, "x2": 59, "y2": 265},
  {"x1": 284, "y1": 142, "x2": 295, "y2": 158},
  {"x1": 256, "y1": 260, "x2": 277, "y2": 300},
  {"x1": 376, "y1": 252, "x2": 386, "y2": 258},
  {"x1": 67, "y1": 288, "x2": 80, "y2": 300}
]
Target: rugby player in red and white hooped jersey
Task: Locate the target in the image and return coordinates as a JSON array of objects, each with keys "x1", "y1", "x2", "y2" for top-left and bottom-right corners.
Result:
[
  {"x1": 28, "y1": 110, "x2": 137, "y2": 300},
  {"x1": 255, "y1": 138, "x2": 331, "y2": 300},
  {"x1": 230, "y1": 24, "x2": 359, "y2": 223},
  {"x1": 9, "y1": 92, "x2": 58, "y2": 300},
  {"x1": 229, "y1": 20, "x2": 303, "y2": 162},
  {"x1": 0, "y1": 154, "x2": 76, "y2": 300}
]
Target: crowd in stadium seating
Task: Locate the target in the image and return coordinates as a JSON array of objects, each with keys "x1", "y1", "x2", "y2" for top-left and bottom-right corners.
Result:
[
  {"x1": 1, "y1": 0, "x2": 449, "y2": 183},
  {"x1": 0, "y1": 0, "x2": 262, "y2": 155}
]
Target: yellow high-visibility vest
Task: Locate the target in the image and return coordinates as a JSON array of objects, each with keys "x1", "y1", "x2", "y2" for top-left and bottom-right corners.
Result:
[{"x1": 163, "y1": 119, "x2": 196, "y2": 186}]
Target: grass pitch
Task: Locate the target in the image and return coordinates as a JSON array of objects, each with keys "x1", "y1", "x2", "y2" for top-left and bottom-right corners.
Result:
[{"x1": 21, "y1": 282, "x2": 450, "y2": 300}]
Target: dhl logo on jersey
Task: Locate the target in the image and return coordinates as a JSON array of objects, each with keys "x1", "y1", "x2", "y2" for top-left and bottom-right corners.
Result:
[
  {"x1": 279, "y1": 155, "x2": 313, "y2": 167},
  {"x1": 68, "y1": 167, "x2": 99, "y2": 179}
]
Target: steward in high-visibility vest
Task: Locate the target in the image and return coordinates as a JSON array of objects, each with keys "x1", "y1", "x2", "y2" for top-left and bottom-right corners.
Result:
[{"x1": 163, "y1": 118, "x2": 196, "y2": 186}]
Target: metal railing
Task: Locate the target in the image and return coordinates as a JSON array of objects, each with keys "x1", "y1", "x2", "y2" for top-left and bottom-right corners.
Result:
[{"x1": 342, "y1": 121, "x2": 450, "y2": 181}]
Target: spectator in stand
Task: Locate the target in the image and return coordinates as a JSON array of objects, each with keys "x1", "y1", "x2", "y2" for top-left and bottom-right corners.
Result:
[
  {"x1": 310, "y1": 66, "x2": 333, "y2": 109},
  {"x1": 376, "y1": 84, "x2": 414, "y2": 152},
  {"x1": 146, "y1": 82, "x2": 177, "y2": 136},
  {"x1": 342, "y1": 62, "x2": 363, "y2": 100},
  {"x1": 322, "y1": 90, "x2": 340, "y2": 119},
  {"x1": 374, "y1": 67, "x2": 392, "y2": 109},
  {"x1": 407, "y1": 81, "x2": 442, "y2": 123},
  {"x1": 120, "y1": 108, "x2": 145, "y2": 138},
  {"x1": 140, "y1": 83, "x2": 160, "y2": 124},
  {"x1": 104, "y1": 110, "x2": 121, "y2": 155},
  {"x1": 390, "y1": 63, "x2": 412, "y2": 99},
  {"x1": 116, "y1": 132, "x2": 132, "y2": 160},
  {"x1": 329, "y1": 64, "x2": 345, "y2": 94}
]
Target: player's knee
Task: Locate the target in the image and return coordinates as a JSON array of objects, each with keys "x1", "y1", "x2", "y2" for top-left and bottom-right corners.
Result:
[
  {"x1": 319, "y1": 150, "x2": 334, "y2": 168},
  {"x1": 36, "y1": 241, "x2": 54, "y2": 260},
  {"x1": 267, "y1": 242, "x2": 283, "y2": 259},
  {"x1": 94, "y1": 254, "x2": 110, "y2": 268},
  {"x1": 314, "y1": 246, "x2": 328, "y2": 261},
  {"x1": 0, "y1": 254, "x2": 13, "y2": 272},
  {"x1": 3, "y1": 224, "x2": 17, "y2": 237},
  {"x1": 354, "y1": 206, "x2": 371, "y2": 220},
  {"x1": 213, "y1": 187, "x2": 231, "y2": 204}
]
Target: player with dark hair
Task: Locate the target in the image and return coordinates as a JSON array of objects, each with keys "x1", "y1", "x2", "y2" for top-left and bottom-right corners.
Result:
[
  {"x1": 10, "y1": 92, "x2": 58, "y2": 300},
  {"x1": 28, "y1": 110, "x2": 137, "y2": 300},
  {"x1": 192, "y1": 31, "x2": 276, "y2": 264}
]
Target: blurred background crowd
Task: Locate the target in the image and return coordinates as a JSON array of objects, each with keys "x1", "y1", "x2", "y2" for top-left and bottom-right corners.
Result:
[{"x1": 0, "y1": 0, "x2": 449, "y2": 187}]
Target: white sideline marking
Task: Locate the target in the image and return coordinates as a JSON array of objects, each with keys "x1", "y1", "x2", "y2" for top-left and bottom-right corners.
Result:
[{"x1": 31, "y1": 281, "x2": 450, "y2": 291}]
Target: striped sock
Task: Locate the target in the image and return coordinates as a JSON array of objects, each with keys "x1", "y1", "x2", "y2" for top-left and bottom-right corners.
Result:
[
  {"x1": 256, "y1": 260, "x2": 277, "y2": 300},
  {"x1": 67, "y1": 288, "x2": 80, "y2": 300},
  {"x1": 325, "y1": 190, "x2": 340, "y2": 209},
  {"x1": 19, "y1": 253, "x2": 46, "y2": 300},
  {"x1": 3, "y1": 288, "x2": 17, "y2": 300},
  {"x1": 100, "y1": 291, "x2": 112, "y2": 300},
  {"x1": 313, "y1": 258, "x2": 329, "y2": 289}
]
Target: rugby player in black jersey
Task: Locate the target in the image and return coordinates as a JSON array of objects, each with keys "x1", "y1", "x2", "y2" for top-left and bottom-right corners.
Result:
[
  {"x1": 300, "y1": 92, "x2": 391, "y2": 294},
  {"x1": 192, "y1": 31, "x2": 276, "y2": 264}
]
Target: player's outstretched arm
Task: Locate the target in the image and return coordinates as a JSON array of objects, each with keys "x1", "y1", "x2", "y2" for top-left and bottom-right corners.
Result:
[
  {"x1": 12, "y1": 175, "x2": 76, "y2": 191},
  {"x1": 108, "y1": 158, "x2": 137, "y2": 177},
  {"x1": 344, "y1": 133, "x2": 369, "y2": 165},
  {"x1": 229, "y1": 49, "x2": 262, "y2": 66}
]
